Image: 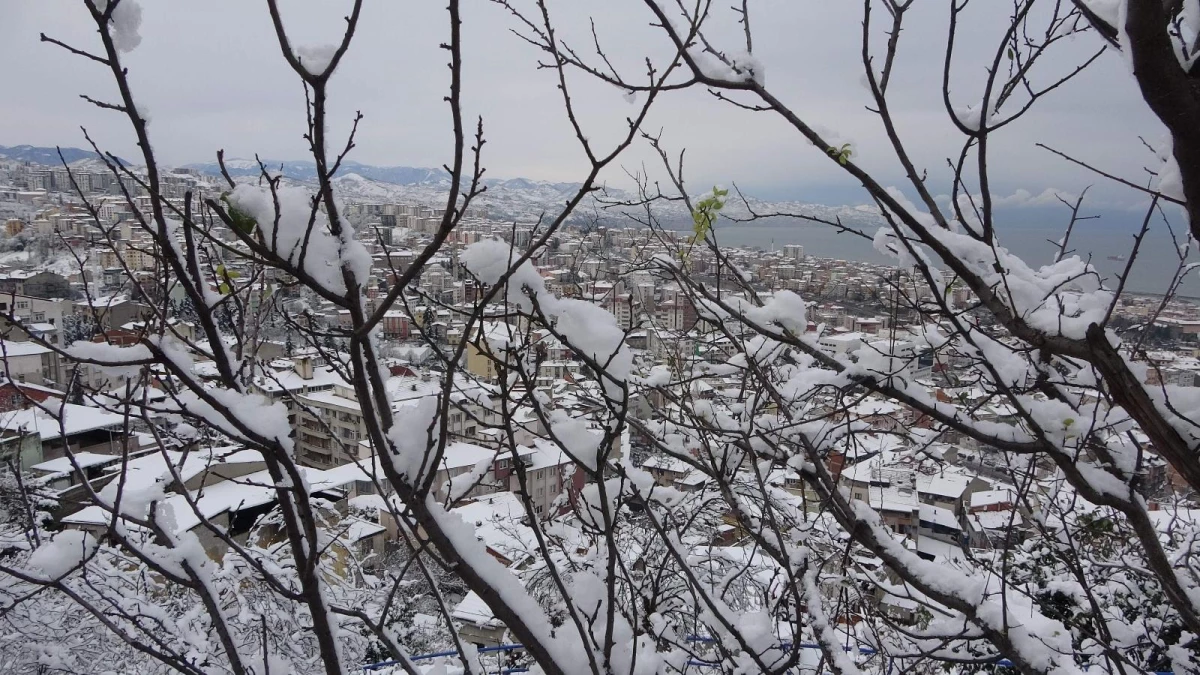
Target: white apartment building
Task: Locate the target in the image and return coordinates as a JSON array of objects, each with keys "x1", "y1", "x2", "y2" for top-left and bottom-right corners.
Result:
[
  {"x1": 517, "y1": 440, "x2": 583, "y2": 517},
  {"x1": 0, "y1": 340, "x2": 61, "y2": 386},
  {"x1": 817, "y1": 331, "x2": 864, "y2": 357},
  {"x1": 336, "y1": 442, "x2": 534, "y2": 505},
  {"x1": 0, "y1": 294, "x2": 70, "y2": 345},
  {"x1": 293, "y1": 374, "x2": 494, "y2": 469}
]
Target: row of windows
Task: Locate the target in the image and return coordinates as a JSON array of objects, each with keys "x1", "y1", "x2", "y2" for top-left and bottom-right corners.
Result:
[{"x1": 301, "y1": 433, "x2": 330, "y2": 450}]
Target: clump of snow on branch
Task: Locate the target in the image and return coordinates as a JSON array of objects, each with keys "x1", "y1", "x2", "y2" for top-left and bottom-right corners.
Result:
[
  {"x1": 66, "y1": 340, "x2": 151, "y2": 363},
  {"x1": 97, "y1": 0, "x2": 143, "y2": 53},
  {"x1": 25, "y1": 531, "x2": 98, "y2": 580},
  {"x1": 638, "y1": 364, "x2": 672, "y2": 387},
  {"x1": 686, "y1": 47, "x2": 765, "y2": 85},
  {"x1": 66, "y1": 340, "x2": 151, "y2": 378},
  {"x1": 741, "y1": 290, "x2": 807, "y2": 334},
  {"x1": 462, "y1": 239, "x2": 633, "y2": 397},
  {"x1": 953, "y1": 100, "x2": 999, "y2": 131},
  {"x1": 1083, "y1": 0, "x2": 1135, "y2": 71},
  {"x1": 1152, "y1": 137, "x2": 1186, "y2": 202},
  {"x1": 727, "y1": 50, "x2": 766, "y2": 85},
  {"x1": 575, "y1": 478, "x2": 621, "y2": 531},
  {"x1": 227, "y1": 184, "x2": 371, "y2": 296},
  {"x1": 295, "y1": 44, "x2": 338, "y2": 75},
  {"x1": 461, "y1": 238, "x2": 545, "y2": 313},
  {"x1": 387, "y1": 396, "x2": 440, "y2": 482},
  {"x1": 870, "y1": 187, "x2": 1109, "y2": 340},
  {"x1": 1080, "y1": 0, "x2": 1123, "y2": 27},
  {"x1": 98, "y1": 472, "x2": 168, "y2": 520},
  {"x1": 548, "y1": 409, "x2": 605, "y2": 471},
  {"x1": 172, "y1": 388, "x2": 296, "y2": 455},
  {"x1": 444, "y1": 456, "x2": 492, "y2": 503},
  {"x1": 551, "y1": 297, "x2": 633, "y2": 387},
  {"x1": 1171, "y1": 0, "x2": 1200, "y2": 70}
]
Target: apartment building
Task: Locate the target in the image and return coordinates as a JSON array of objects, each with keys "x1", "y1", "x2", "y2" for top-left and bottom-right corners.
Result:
[
  {"x1": 293, "y1": 374, "x2": 494, "y2": 469},
  {"x1": 0, "y1": 339, "x2": 66, "y2": 387},
  {"x1": 0, "y1": 293, "x2": 70, "y2": 344}
]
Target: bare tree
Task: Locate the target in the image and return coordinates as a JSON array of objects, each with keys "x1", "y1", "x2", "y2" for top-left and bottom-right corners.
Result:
[{"x1": 1, "y1": 0, "x2": 1198, "y2": 674}]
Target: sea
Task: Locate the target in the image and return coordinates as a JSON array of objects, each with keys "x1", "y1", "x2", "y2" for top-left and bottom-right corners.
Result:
[{"x1": 680, "y1": 211, "x2": 1200, "y2": 298}]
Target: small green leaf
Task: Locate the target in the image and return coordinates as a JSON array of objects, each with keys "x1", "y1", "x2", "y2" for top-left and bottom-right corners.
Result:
[
  {"x1": 220, "y1": 193, "x2": 259, "y2": 235},
  {"x1": 827, "y1": 143, "x2": 853, "y2": 165},
  {"x1": 691, "y1": 186, "x2": 728, "y2": 242}
]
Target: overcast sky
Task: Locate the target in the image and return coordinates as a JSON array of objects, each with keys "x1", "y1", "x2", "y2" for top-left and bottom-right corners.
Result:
[{"x1": 1, "y1": 1, "x2": 1167, "y2": 209}]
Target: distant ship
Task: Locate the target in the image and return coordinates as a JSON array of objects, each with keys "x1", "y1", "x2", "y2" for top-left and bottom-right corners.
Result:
[{"x1": 1107, "y1": 254, "x2": 1127, "y2": 262}]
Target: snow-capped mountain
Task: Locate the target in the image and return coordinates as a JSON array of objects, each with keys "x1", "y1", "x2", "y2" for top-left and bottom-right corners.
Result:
[
  {"x1": 0, "y1": 144, "x2": 129, "y2": 167},
  {"x1": 184, "y1": 158, "x2": 452, "y2": 186},
  {"x1": 4, "y1": 145, "x2": 885, "y2": 230},
  {"x1": 265, "y1": 168, "x2": 884, "y2": 229},
  {"x1": 328, "y1": 172, "x2": 604, "y2": 223}
]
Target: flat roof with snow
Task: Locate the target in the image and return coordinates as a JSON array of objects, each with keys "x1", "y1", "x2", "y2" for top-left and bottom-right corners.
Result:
[
  {"x1": 0, "y1": 403, "x2": 127, "y2": 441},
  {"x1": 30, "y1": 452, "x2": 119, "y2": 474}
]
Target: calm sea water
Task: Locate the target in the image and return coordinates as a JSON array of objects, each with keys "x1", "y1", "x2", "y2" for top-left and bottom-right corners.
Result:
[{"x1": 693, "y1": 219, "x2": 1200, "y2": 297}]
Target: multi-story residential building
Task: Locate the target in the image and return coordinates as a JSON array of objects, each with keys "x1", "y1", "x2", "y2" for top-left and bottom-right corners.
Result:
[
  {"x1": 0, "y1": 339, "x2": 67, "y2": 387},
  {"x1": 0, "y1": 294, "x2": 71, "y2": 345},
  {"x1": 251, "y1": 355, "x2": 344, "y2": 427},
  {"x1": 72, "y1": 295, "x2": 147, "y2": 331},
  {"x1": 337, "y1": 441, "x2": 536, "y2": 507},
  {"x1": 379, "y1": 310, "x2": 411, "y2": 339},
  {"x1": 295, "y1": 383, "x2": 369, "y2": 468},
  {"x1": 293, "y1": 374, "x2": 493, "y2": 468}
]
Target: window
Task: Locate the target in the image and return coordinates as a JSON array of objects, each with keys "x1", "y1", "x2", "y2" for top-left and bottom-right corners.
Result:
[{"x1": 302, "y1": 434, "x2": 330, "y2": 450}]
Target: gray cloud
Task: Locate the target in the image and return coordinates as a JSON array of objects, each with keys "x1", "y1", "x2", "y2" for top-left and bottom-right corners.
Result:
[{"x1": 1, "y1": 0, "x2": 1165, "y2": 211}]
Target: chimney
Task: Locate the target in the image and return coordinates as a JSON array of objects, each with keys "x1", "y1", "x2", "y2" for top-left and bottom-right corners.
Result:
[{"x1": 294, "y1": 356, "x2": 314, "y2": 380}]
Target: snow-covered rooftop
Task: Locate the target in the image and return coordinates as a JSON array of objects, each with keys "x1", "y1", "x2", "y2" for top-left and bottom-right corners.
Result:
[
  {"x1": 0, "y1": 402, "x2": 127, "y2": 441},
  {"x1": 0, "y1": 340, "x2": 51, "y2": 358},
  {"x1": 451, "y1": 491, "x2": 536, "y2": 563},
  {"x1": 30, "y1": 452, "x2": 119, "y2": 474}
]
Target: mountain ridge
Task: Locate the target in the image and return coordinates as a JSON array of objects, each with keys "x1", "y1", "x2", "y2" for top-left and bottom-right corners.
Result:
[
  {"x1": 9, "y1": 145, "x2": 1068, "y2": 234},
  {"x1": 185, "y1": 157, "x2": 590, "y2": 195},
  {"x1": 187, "y1": 158, "x2": 452, "y2": 186},
  {"x1": 0, "y1": 144, "x2": 128, "y2": 167}
]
